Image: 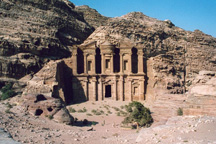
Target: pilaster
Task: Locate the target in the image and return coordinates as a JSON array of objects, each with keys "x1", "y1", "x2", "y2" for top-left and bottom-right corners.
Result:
[
  {"x1": 139, "y1": 78, "x2": 145, "y2": 101},
  {"x1": 138, "y1": 49, "x2": 144, "y2": 74},
  {"x1": 72, "y1": 49, "x2": 77, "y2": 75},
  {"x1": 83, "y1": 53, "x2": 87, "y2": 74}
]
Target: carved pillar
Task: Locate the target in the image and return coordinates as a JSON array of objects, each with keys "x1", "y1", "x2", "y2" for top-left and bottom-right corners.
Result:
[
  {"x1": 101, "y1": 53, "x2": 105, "y2": 74},
  {"x1": 139, "y1": 78, "x2": 145, "y2": 101},
  {"x1": 119, "y1": 76, "x2": 124, "y2": 101},
  {"x1": 99, "y1": 78, "x2": 103, "y2": 101},
  {"x1": 120, "y1": 53, "x2": 123, "y2": 73},
  {"x1": 128, "y1": 79, "x2": 132, "y2": 101},
  {"x1": 111, "y1": 54, "x2": 114, "y2": 73},
  {"x1": 72, "y1": 50, "x2": 77, "y2": 74},
  {"x1": 138, "y1": 49, "x2": 144, "y2": 74},
  {"x1": 113, "y1": 77, "x2": 117, "y2": 100},
  {"x1": 129, "y1": 53, "x2": 132, "y2": 74},
  {"x1": 92, "y1": 77, "x2": 97, "y2": 101},
  {"x1": 84, "y1": 79, "x2": 88, "y2": 101},
  {"x1": 92, "y1": 53, "x2": 96, "y2": 74},
  {"x1": 83, "y1": 53, "x2": 87, "y2": 74}
]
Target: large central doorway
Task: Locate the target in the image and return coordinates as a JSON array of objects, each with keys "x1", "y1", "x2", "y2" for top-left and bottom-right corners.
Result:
[{"x1": 105, "y1": 85, "x2": 111, "y2": 98}]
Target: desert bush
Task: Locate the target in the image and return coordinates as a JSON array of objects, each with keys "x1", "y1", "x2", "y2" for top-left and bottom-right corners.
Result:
[
  {"x1": 48, "y1": 115, "x2": 53, "y2": 120},
  {"x1": 122, "y1": 101, "x2": 153, "y2": 127},
  {"x1": 112, "y1": 106, "x2": 120, "y2": 111},
  {"x1": 5, "y1": 108, "x2": 11, "y2": 113},
  {"x1": 68, "y1": 107, "x2": 76, "y2": 113},
  {"x1": 86, "y1": 113, "x2": 92, "y2": 116},
  {"x1": 120, "y1": 105, "x2": 125, "y2": 109},
  {"x1": 1, "y1": 83, "x2": 15, "y2": 100},
  {"x1": 177, "y1": 108, "x2": 183, "y2": 116},
  {"x1": 91, "y1": 109, "x2": 104, "y2": 115},
  {"x1": 77, "y1": 107, "x2": 87, "y2": 113}
]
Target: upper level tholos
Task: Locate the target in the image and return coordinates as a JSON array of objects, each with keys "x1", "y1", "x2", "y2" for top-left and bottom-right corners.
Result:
[{"x1": 71, "y1": 40, "x2": 145, "y2": 76}]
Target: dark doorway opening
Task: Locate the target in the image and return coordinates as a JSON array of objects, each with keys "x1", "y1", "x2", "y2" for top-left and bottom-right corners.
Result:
[{"x1": 105, "y1": 85, "x2": 111, "y2": 98}]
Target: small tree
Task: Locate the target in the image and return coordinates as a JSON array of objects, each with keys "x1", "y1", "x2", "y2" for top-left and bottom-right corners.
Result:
[
  {"x1": 0, "y1": 83, "x2": 15, "y2": 100},
  {"x1": 177, "y1": 108, "x2": 183, "y2": 116},
  {"x1": 122, "y1": 101, "x2": 153, "y2": 127}
]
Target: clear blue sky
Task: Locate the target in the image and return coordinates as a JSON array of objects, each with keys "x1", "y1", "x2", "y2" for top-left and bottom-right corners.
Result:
[{"x1": 71, "y1": 0, "x2": 216, "y2": 38}]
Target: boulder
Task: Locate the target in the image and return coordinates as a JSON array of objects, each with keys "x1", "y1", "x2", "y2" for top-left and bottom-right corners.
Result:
[{"x1": 22, "y1": 94, "x2": 74, "y2": 125}]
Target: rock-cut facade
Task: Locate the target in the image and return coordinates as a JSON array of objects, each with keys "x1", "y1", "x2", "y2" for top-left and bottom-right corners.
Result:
[{"x1": 71, "y1": 40, "x2": 146, "y2": 102}]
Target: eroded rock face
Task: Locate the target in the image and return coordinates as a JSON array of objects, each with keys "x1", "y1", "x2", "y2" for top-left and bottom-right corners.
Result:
[
  {"x1": 22, "y1": 94, "x2": 73, "y2": 125},
  {"x1": 75, "y1": 5, "x2": 110, "y2": 29},
  {"x1": 0, "y1": 53, "x2": 42, "y2": 79},
  {"x1": 184, "y1": 71, "x2": 216, "y2": 116},
  {"x1": 0, "y1": 0, "x2": 94, "y2": 78},
  {"x1": 22, "y1": 59, "x2": 73, "y2": 103}
]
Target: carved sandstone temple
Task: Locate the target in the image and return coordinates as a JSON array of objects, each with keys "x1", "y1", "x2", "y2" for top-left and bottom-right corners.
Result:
[{"x1": 71, "y1": 40, "x2": 146, "y2": 102}]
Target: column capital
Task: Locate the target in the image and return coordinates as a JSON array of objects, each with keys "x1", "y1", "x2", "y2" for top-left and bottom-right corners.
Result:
[
  {"x1": 72, "y1": 52, "x2": 77, "y2": 56},
  {"x1": 137, "y1": 49, "x2": 144, "y2": 55}
]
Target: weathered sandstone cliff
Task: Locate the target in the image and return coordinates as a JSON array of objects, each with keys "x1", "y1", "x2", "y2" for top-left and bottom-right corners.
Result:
[{"x1": 0, "y1": 0, "x2": 94, "y2": 78}]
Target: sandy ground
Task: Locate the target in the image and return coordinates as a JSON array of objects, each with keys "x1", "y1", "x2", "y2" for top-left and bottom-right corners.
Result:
[{"x1": 0, "y1": 98, "x2": 216, "y2": 144}]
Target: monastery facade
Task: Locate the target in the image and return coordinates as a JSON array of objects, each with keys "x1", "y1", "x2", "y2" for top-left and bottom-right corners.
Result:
[{"x1": 71, "y1": 40, "x2": 146, "y2": 102}]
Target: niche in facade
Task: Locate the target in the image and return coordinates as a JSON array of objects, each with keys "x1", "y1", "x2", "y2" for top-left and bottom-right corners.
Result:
[
  {"x1": 96, "y1": 48, "x2": 101, "y2": 74},
  {"x1": 132, "y1": 47, "x2": 138, "y2": 73}
]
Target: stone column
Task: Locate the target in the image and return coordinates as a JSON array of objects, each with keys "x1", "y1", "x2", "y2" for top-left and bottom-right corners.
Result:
[
  {"x1": 138, "y1": 49, "x2": 144, "y2": 74},
  {"x1": 139, "y1": 78, "x2": 145, "y2": 101},
  {"x1": 120, "y1": 53, "x2": 123, "y2": 73},
  {"x1": 84, "y1": 79, "x2": 88, "y2": 101},
  {"x1": 92, "y1": 78, "x2": 97, "y2": 101},
  {"x1": 111, "y1": 54, "x2": 114, "y2": 73},
  {"x1": 113, "y1": 77, "x2": 117, "y2": 100},
  {"x1": 92, "y1": 53, "x2": 96, "y2": 74},
  {"x1": 83, "y1": 53, "x2": 87, "y2": 74},
  {"x1": 101, "y1": 53, "x2": 105, "y2": 74},
  {"x1": 72, "y1": 50, "x2": 77, "y2": 75},
  {"x1": 119, "y1": 76, "x2": 124, "y2": 101},
  {"x1": 128, "y1": 79, "x2": 132, "y2": 101},
  {"x1": 129, "y1": 53, "x2": 132, "y2": 74},
  {"x1": 99, "y1": 78, "x2": 103, "y2": 101}
]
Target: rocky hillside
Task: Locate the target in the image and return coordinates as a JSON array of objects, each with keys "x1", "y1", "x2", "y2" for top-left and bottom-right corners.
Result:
[
  {"x1": 75, "y1": 5, "x2": 110, "y2": 29},
  {"x1": 0, "y1": 0, "x2": 215, "y2": 117},
  {"x1": 82, "y1": 12, "x2": 216, "y2": 96},
  {"x1": 0, "y1": 0, "x2": 94, "y2": 79}
]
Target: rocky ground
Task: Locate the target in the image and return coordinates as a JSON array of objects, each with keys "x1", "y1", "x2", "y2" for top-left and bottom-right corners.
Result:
[{"x1": 1, "y1": 98, "x2": 216, "y2": 144}]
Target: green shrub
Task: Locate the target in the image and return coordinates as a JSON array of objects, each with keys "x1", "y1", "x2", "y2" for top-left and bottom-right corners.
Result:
[
  {"x1": 0, "y1": 83, "x2": 15, "y2": 100},
  {"x1": 177, "y1": 108, "x2": 183, "y2": 116},
  {"x1": 68, "y1": 107, "x2": 76, "y2": 113},
  {"x1": 48, "y1": 115, "x2": 53, "y2": 120},
  {"x1": 1, "y1": 83, "x2": 13, "y2": 93},
  {"x1": 86, "y1": 113, "x2": 92, "y2": 116},
  {"x1": 91, "y1": 109, "x2": 104, "y2": 115},
  {"x1": 122, "y1": 101, "x2": 153, "y2": 127},
  {"x1": 5, "y1": 108, "x2": 11, "y2": 113},
  {"x1": 112, "y1": 107, "x2": 120, "y2": 111},
  {"x1": 77, "y1": 107, "x2": 87, "y2": 113}
]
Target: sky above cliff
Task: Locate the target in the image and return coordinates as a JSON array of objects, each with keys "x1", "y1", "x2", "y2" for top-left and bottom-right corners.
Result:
[{"x1": 72, "y1": 0, "x2": 216, "y2": 38}]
